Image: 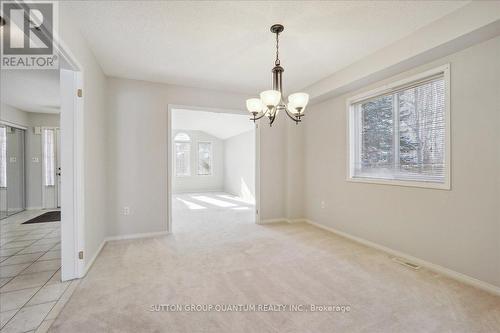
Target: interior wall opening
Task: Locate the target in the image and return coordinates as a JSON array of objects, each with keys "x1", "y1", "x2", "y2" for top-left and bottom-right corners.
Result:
[{"x1": 169, "y1": 108, "x2": 257, "y2": 233}]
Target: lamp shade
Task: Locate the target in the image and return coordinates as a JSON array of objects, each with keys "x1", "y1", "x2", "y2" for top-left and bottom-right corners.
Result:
[
  {"x1": 260, "y1": 90, "x2": 281, "y2": 108},
  {"x1": 287, "y1": 102, "x2": 300, "y2": 114},
  {"x1": 288, "y1": 93, "x2": 309, "y2": 110},
  {"x1": 246, "y1": 98, "x2": 262, "y2": 113}
]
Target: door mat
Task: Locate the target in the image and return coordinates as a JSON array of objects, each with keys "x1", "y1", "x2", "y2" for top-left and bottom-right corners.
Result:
[{"x1": 22, "y1": 211, "x2": 61, "y2": 224}]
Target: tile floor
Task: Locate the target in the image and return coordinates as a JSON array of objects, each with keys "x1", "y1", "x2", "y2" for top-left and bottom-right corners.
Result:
[{"x1": 0, "y1": 210, "x2": 78, "y2": 333}]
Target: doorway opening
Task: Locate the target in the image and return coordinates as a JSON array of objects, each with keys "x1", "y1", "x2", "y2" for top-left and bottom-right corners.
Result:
[
  {"x1": 168, "y1": 106, "x2": 259, "y2": 233},
  {"x1": 0, "y1": 69, "x2": 61, "y2": 220},
  {"x1": 0, "y1": 51, "x2": 84, "y2": 288}
]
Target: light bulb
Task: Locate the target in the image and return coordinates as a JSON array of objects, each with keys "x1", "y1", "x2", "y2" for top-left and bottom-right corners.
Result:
[
  {"x1": 246, "y1": 98, "x2": 262, "y2": 113},
  {"x1": 288, "y1": 92, "x2": 309, "y2": 112},
  {"x1": 287, "y1": 102, "x2": 300, "y2": 115},
  {"x1": 260, "y1": 90, "x2": 281, "y2": 108}
]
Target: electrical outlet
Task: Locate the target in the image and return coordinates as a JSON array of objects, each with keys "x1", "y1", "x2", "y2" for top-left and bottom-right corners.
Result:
[
  {"x1": 123, "y1": 207, "x2": 130, "y2": 215},
  {"x1": 320, "y1": 201, "x2": 326, "y2": 209},
  {"x1": 32, "y1": 157, "x2": 39, "y2": 163}
]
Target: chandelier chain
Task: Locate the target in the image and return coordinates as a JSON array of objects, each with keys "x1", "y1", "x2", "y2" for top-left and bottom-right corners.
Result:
[{"x1": 275, "y1": 31, "x2": 280, "y2": 66}]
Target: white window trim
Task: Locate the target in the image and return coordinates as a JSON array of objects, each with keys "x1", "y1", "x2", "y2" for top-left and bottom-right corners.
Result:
[
  {"x1": 174, "y1": 141, "x2": 191, "y2": 177},
  {"x1": 197, "y1": 141, "x2": 213, "y2": 176},
  {"x1": 346, "y1": 64, "x2": 451, "y2": 190}
]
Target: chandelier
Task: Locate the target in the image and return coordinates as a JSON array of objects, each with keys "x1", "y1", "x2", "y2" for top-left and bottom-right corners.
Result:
[{"x1": 246, "y1": 24, "x2": 309, "y2": 126}]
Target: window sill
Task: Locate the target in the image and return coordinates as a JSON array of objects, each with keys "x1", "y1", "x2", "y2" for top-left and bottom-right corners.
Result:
[{"x1": 347, "y1": 176, "x2": 450, "y2": 190}]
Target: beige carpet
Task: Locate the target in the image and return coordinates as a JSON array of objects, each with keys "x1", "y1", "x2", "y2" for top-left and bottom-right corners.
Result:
[{"x1": 50, "y1": 193, "x2": 500, "y2": 332}]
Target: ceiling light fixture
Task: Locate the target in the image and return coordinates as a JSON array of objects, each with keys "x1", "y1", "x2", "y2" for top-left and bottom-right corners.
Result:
[{"x1": 246, "y1": 24, "x2": 309, "y2": 126}]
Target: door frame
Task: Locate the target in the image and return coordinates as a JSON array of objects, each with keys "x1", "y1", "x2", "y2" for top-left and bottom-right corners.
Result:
[{"x1": 166, "y1": 104, "x2": 261, "y2": 233}]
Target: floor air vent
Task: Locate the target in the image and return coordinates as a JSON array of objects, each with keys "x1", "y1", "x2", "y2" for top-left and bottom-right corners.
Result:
[{"x1": 392, "y1": 257, "x2": 421, "y2": 270}]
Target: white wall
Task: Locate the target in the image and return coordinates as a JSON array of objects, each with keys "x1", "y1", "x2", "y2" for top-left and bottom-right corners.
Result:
[
  {"x1": 259, "y1": 112, "x2": 287, "y2": 220},
  {"x1": 1, "y1": 103, "x2": 30, "y2": 125},
  {"x1": 223, "y1": 129, "x2": 255, "y2": 203},
  {"x1": 60, "y1": 3, "x2": 109, "y2": 272},
  {"x1": 303, "y1": 36, "x2": 500, "y2": 288},
  {"x1": 286, "y1": 121, "x2": 304, "y2": 220},
  {"x1": 172, "y1": 129, "x2": 224, "y2": 193}
]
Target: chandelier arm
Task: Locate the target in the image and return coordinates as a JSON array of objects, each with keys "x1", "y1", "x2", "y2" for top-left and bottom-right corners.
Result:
[
  {"x1": 250, "y1": 112, "x2": 267, "y2": 121},
  {"x1": 269, "y1": 113, "x2": 276, "y2": 126},
  {"x1": 250, "y1": 107, "x2": 272, "y2": 122}
]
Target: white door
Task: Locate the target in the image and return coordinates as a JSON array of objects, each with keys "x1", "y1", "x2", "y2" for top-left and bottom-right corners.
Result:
[{"x1": 56, "y1": 128, "x2": 61, "y2": 208}]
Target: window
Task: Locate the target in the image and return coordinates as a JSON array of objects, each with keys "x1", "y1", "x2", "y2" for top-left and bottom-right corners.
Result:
[
  {"x1": 43, "y1": 128, "x2": 56, "y2": 186},
  {"x1": 174, "y1": 132, "x2": 191, "y2": 176},
  {"x1": 348, "y1": 65, "x2": 449, "y2": 189},
  {"x1": 197, "y1": 142, "x2": 212, "y2": 175},
  {"x1": 0, "y1": 127, "x2": 6, "y2": 188}
]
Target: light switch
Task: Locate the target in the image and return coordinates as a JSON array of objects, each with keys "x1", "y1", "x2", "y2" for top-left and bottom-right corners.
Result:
[{"x1": 9, "y1": 157, "x2": 16, "y2": 163}]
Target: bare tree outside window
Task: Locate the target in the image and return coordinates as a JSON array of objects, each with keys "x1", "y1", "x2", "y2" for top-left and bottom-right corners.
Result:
[{"x1": 352, "y1": 76, "x2": 446, "y2": 183}]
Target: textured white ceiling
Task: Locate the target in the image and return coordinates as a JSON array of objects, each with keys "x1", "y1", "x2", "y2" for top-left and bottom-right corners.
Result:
[
  {"x1": 1, "y1": 69, "x2": 60, "y2": 114},
  {"x1": 65, "y1": 1, "x2": 468, "y2": 94},
  {"x1": 172, "y1": 109, "x2": 253, "y2": 140}
]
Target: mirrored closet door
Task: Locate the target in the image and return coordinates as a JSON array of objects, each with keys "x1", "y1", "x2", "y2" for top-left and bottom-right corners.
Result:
[{"x1": 0, "y1": 124, "x2": 26, "y2": 219}]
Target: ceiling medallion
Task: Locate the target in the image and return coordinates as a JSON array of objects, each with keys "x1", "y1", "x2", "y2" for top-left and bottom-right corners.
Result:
[{"x1": 246, "y1": 24, "x2": 309, "y2": 126}]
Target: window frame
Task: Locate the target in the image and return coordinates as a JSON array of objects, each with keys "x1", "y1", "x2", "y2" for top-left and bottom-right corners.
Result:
[
  {"x1": 174, "y1": 133, "x2": 191, "y2": 177},
  {"x1": 346, "y1": 64, "x2": 451, "y2": 190},
  {"x1": 197, "y1": 141, "x2": 213, "y2": 176}
]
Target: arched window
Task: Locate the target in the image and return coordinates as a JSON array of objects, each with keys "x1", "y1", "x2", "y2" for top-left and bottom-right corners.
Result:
[
  {"x1": 174, "y1": 132, "x2": 191, "y2": 142},
  {"x1": 174, "y1": 133, "x2": 191, "y2": 176}
]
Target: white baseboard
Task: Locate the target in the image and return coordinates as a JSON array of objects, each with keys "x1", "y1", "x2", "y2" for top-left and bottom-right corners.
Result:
[
  {"x1": 82, "y1": 239, "x2": 106, "y2": 277},
  {"x1": 258, "y1": 218, "x2": 288, "y2": 224},
  {"x1": 287, "y1": 218, "x2": 307, "y2": 223},
  {"x1": 258, "y1": 218, "x2": 307, "y2": 224},
  {"x1": 105, "y1": 231, "x2": 169, "y2": 242},
  {"x1": 173, "y1": 189, "x2": 224, "y2": 195},
  {"x1": 304, "y1": 219, "x2": 500, "y2": 296},
  {"x1": 80, "y1": 231, "x2": 169, "y2": 277},
  {"x1": 26, "y1": 206, "x2": 43, "y2": 210}
]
